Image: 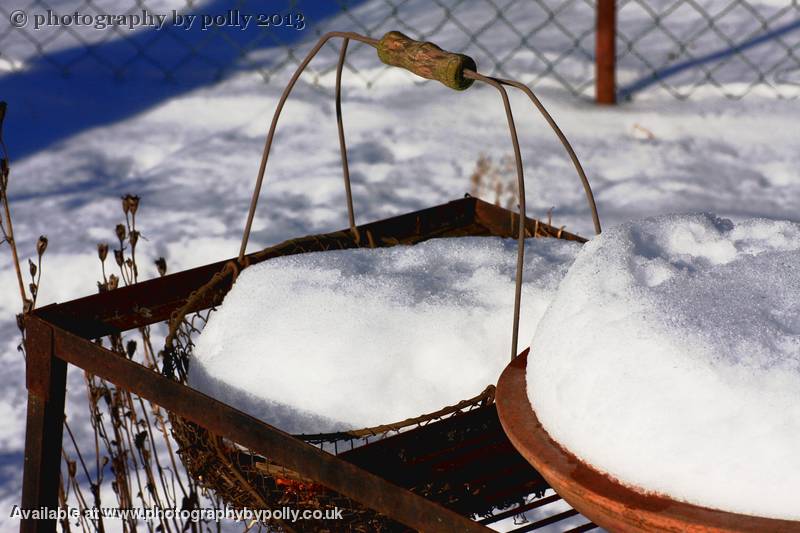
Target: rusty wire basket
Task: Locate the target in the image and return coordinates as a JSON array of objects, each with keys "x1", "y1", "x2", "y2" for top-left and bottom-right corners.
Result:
[{"x1": 160, "y1": 30, "x2": 601, "y2": 532}]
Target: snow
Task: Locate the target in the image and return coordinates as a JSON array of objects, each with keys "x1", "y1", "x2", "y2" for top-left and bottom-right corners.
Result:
[
  {"x1": 527, "y1": 213, "x2": 800, "y2": 520},
  {"x1": 189, "y1": 236, "x2": 580, "y2": 433}
]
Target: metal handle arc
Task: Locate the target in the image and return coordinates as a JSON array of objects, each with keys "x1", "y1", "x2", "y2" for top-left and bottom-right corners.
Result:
[
  {"x1": 238, "y1": 30, "x2": 602, "y2": 361},
  {"x1": 238, "y1": 31, "x2": 376, "y2": 261}
]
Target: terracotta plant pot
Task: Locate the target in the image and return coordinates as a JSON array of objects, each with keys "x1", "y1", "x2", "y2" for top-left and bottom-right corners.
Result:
[{"x1": 496, "y1": 351, "x2": 800, "y2": 533}]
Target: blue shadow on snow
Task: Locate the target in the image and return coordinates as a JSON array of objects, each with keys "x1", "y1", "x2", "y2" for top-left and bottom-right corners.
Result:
[{"x1": 1, "y1": 0, "x2": 366, "y2": 161}]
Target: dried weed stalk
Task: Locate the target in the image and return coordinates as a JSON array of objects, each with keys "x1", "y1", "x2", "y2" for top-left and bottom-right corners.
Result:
[
  {"x1": 469, "y1": 153, "x2": 518, "y2": 210},
  {"x1": 70, "y1": 195, "x2": 220, "y2": 533},
  {"x1": 0, "y1": 102, "x2": 222, "y2": 532}
]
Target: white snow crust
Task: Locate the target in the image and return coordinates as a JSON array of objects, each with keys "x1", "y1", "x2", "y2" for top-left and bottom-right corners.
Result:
[
  {"x1": 189, "y1": 236, "x2": 580, "y2": 433},
  {"x1": 527, "y1": 214, "x2": 800, "y2": 519}
]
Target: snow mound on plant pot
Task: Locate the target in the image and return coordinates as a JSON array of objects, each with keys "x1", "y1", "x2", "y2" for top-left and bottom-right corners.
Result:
[
  {"x1": 189, "y1": 236, "x2": 582, "y2": 434},
  {"x1": 527, "y1": 214, "x2": 800, "y2": 520}
]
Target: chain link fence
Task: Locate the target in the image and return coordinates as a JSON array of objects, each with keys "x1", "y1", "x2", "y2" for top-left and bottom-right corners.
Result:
[
  {"x1": 617, "y1": 0, "x2": 800, "y2": 99},
  {"x1": 0, "y1": 0, "x2": 798, "y2": 100}
]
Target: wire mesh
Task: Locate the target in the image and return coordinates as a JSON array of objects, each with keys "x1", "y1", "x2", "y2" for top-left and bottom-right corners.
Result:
[{"x1": 1, "y1": 0, "x2": 798, "y2": 100}]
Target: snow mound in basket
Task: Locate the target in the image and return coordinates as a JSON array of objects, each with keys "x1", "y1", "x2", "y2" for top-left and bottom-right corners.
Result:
[
  {"x1": 527, "y1": 214, "x2": 800, "y2": 520},
  {"x1": 189, "y1": 236, "x2": 581, "y2": 434}
]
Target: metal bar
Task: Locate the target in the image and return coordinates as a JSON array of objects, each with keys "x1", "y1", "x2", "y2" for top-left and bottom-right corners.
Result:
[
  {"x1": 596, "y1": 0, "x2": 617, "y2": 104},
  {"x1": 473, "y1": 201, "x2": 586, "y2": 243},
  {"x1": 34, "y1": 198, "x2": 481, "y2": 338},
  {"x1": 335, "y1": 38, "x2": 357, "y2": 235},
  {"x1": 34, "y1": 315, "x2": 491, "y2": 533},
  {"x1": 21, "y1": 318, "x2": 66, "y2": 533},
  {"x1": 462, "y1": 70, "x2": 526, "y2": 362},
  {"x1": 478, "y1": 494, "x2": 561, "y2": 525}
]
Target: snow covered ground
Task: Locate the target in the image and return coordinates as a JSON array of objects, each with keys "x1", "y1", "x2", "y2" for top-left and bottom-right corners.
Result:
[{"x1": 1, "y1": 0, "x2": 799, "y2": 531}]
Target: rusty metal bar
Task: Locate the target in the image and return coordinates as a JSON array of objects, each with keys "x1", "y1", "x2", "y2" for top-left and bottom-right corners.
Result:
[
  {"x1": 29, "y1": 314, "x2": 491, "y2": 533},
  {"x1": 596, "y1": 0, "x2": 617, "y2": 104},
  {"x1": 36, "y1": 198, "x2": 479, "y2": 337},
  {"x1": 36, "y1": 198, "x2": 577, "y2": 340},
  {"x1": 21, "y1": 318, "x2": 66, "y2": 533}
]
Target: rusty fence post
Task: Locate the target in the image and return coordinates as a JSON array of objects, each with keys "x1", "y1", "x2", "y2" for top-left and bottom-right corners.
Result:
[
  {"x1": 21, "y1": 317, "x2": 66, "y2": 533},
  {"x1": 596, "y1": 0, "x2": 617, "y2": 104}
]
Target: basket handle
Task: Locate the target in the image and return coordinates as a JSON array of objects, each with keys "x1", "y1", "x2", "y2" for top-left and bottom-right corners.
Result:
[
  {"x1": 376, "y1": 31, "x2": 476, "y2": 91},
  {"x1": 238, "y1": 31, "x2": 602, "y2": 361}
]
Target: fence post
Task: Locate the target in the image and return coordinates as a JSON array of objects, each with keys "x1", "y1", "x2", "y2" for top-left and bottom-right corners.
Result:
[{"x1": 596, "y1": 0, "x2": 617, "y2": 104}]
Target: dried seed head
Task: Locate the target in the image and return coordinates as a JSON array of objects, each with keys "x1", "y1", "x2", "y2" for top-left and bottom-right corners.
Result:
[
  {"x1": 97, "y1": 281, "x2": 107, "y2": 293},
  {"x1": 108, "y1": 274, "x2": 119, "y2": 290},
  {"x1": 129, "y1": 230, "x2": 139, "y2": 247},
  {"x1": 155, "y1": 257, "x2": 167, "y2": 277},
  {"x1": 97, "y1": 243, "x2": 109, "y2": 262},
  {"x1": 28, "y1": 258, "x2": 36, "y2": 278},
  {"x1": 36, "y1": 235, "x2": 48, "y2": 256},
  {"x1": 115, "y1": 224, "x2": 126, "y2": 243},
  {"x1": 122, "y1": 194, "x2": 140, "y2": 216},
  {"x1": 114, "y1": 249, "x2": 124, "y2": 267},
  {"x1": 128, "y1": 195, "x2": 139, "y2": 216},
  {"x1": 126, "y1": 340, "x2": 136, "y2": 358},
  {"x1": 28, "y1": 282, "x2": 37, "y2": 297}
]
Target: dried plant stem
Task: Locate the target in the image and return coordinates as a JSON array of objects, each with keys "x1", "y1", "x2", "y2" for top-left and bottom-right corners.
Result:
[
  {"x1": 139, "y1": 327, "x2": 190, "y2": 501},
  {"x1": 0, "y1": 103, "x2": 29, "y2": 309},
  {"x1": 1, "y1": 194, "x2": 26, "y2": 306},
  {"x1": 64, "y1": 421, "x2": 104, "y2": 533},
  {"x1": 32, "y1": 193, "x2": 220, "y2": 533}
]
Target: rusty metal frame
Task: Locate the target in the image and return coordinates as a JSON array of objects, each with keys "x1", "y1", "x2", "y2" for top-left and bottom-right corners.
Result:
[{"x1": 20, "y1": 197, "x2": 584, "y2": 533}]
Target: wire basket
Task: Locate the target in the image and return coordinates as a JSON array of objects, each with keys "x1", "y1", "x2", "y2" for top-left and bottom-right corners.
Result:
[{"x1": 161, "y1": 30, "x2": 601, "y2": 531}]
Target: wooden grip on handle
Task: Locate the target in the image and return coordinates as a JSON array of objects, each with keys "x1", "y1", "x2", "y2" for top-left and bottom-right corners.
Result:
[{"x1": 377, "y1": 31, "x2": 476, "y2": 91}]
